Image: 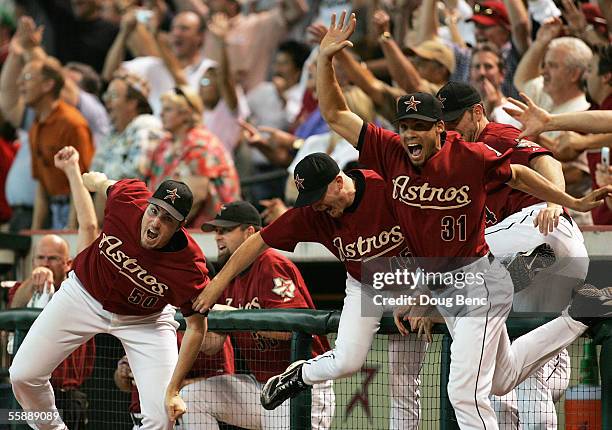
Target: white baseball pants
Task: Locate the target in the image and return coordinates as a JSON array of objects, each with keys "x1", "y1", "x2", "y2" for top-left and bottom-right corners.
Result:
[
  {"x1": 10, "y1": 272, "x2": 179, "y2": 430},
  {"x1": 179, "y1": 374, "x2": 334, "y2": 429},
  {"x1": 486, "y1": 202, "x2": 587, "y2": 428},
  {"x1": 434, "y1": 255, "x2": 587, "y2": 430},
  {"x1": 301, "y1": 275, "x2": 428, "y2": 430}
]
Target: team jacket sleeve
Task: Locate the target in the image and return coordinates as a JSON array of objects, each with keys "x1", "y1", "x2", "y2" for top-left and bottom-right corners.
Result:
[
  {"x1": 179, "y1": 259, "x2": 210, "y2": 317},
  {"x1": 493, "y1": 128, "x2": 552, "y2": 166},
  {"x1": 105, "y1": 179, "x2": 151, "y2": 216},
  {"x1": 357, "y1": 122, "x2": 403, "y2": 180},
  {"x1": 480, "y1": 144, "x2": 513, "y2": 192},
  {"x1": 260, "y1": 207, "x2": 319, "y2": 251}
]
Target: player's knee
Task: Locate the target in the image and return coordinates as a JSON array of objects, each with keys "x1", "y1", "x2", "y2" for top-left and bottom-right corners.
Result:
[
  {"x1": 330, "y1": 347, "x2": 366, "y2": 378},
  {"x1": 448, "y1": 382, "x2": 489, "y2": 411},
  {"x1": 9, "y1": 362, "x2": 38, "y2": 387}
]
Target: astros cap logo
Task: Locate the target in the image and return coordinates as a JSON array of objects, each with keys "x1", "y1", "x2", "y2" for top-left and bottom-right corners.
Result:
[
  {"x1": 404, "y1": 96, "x2": 421, "y2": 112},
  {"x1": 294, "y1": 173, "x2": 305, "y2": 190},
  {"x1": 164, "y1": 188, "x2": 181, "y2": 204}
]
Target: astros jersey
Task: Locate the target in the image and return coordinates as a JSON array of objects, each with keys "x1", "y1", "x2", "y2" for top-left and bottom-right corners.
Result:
[
  {"x1": 478, "y1": 122, "x2": 552, "y2": 225},
  {"x1": 261, "y1": 169, "x2": 408, "y2": 281},
  {"x1": 219, "y1": 248, "x2": 329, "y2": 383},
  {"x1": 72, "y1": 179, "x2": 209, "y2": 316},
  {"x1": 358, "y1": 123, "x2": 512, "y2": 262}
]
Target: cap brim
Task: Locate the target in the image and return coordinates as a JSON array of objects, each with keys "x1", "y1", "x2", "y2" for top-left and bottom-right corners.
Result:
[
  {"x1": 148, "y1": 197, "x2": 184, "y2": 222},
  {"x1": 394, "y1": 113, "x2": 439, "y2": 123},
  {"x1": 469, "y1": 15, "x2": 507, "y2": 27},
  {"x1": 441, "y1": 107, "x2": 470, "y2": 122},
  {"x1": 294, "y1": 186, "x2": 328, "y2": 208},
  {"x1": 201, "y1": 219, "x2": 242, "y2": 232}
]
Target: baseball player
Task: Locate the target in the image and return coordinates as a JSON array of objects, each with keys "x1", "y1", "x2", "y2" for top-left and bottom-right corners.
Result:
[
  {"x1": 185, "y1": 200, "x2": 334, "y2": 429},
  {"x1": 10, "y1": 168, "x2": 210, "y2": 429},
  {"x1": 438, "y1": 81, "x2": 588, "y2": 428},
  {"x1": 193, "y1": 159, "x2": 429, "y2": 429},
  {"x1": 288, "y1": 12, "x2": 612, "y2": 430}
]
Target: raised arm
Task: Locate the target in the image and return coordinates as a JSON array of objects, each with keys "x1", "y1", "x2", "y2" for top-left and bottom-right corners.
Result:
[
  {"x1": 54, "y1": 147, "x2": 99, "y2": 252},
  {"x1": 102, "y1": 10, "x2": 143, "y2": 82},
  {"x1": 280, "y1": 0, "x2": 309, "y2": 26},
  {"x1": 208, "y1": 13, "x2": 238, "y2": 111},
  {"x1": 513, "y1": 17, "x2": 562, "y2": 91},
  {"x1": 316, "y1": 12, "x2": 364, "y2": 147},
  {"x1": 192, "y1": 232, "x2": 270, "y2": 313},
  {"x1": 503, "y1": 0, "x2": 531, "y2": 55},
  {"x1": 0, "y1": 16, "x2": 44, "y2": 127},
  {"x1": 507, "y1": 164, "x2": 612, "y2": 233},
  {"x1": 154, "y1": 31, "x2": 189, "y2": 86},
  {"x1": 505, "y1": 93, "x2": 612, "y2": 135}
]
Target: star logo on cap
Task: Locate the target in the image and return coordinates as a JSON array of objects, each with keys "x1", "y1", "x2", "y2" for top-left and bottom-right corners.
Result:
[
  {"x1": 404, "y1": 96, "x2": 421, "y2": 112},
  {"x1": 294, "y1": 174, "x2": 305, "y2": 190},
  {"x1": 164, "y1": 188, "x2": 180, "y2": 204},
  {"x1": 437, "y1": 95, "x2": 446, "y2": 108}
]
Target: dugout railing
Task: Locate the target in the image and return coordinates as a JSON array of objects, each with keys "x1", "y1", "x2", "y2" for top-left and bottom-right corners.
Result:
[{"x1": 0, "y1": 309, "x2": 609, "y2": 429}]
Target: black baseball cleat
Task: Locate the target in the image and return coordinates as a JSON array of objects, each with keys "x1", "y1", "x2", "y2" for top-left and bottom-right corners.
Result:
[
  {"x1": 504, "y1": 243, "x2": 556, "y2": 292},
  {"x1": 568, "y1": 285, "x2": 612, "y2": 327},
  {"x1": 261, "y1": 360, "x2": 310, "y2": 410}
]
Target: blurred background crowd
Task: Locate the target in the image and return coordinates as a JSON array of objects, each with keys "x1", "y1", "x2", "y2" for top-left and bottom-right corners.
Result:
[{"x1": 0, "y1": 0, "x2": 610, "y2": 232}]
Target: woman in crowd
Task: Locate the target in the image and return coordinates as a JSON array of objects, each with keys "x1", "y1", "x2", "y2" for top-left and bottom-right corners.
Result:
[{"x1": 146, "y1": 85, "x2": 240, "y2": 227}]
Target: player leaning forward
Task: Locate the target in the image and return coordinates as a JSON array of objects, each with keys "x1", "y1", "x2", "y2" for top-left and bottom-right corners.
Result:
[
  {"x1": 267, "y1": 12, "x2": 611, "y2": 430},
  {"x1": 10, "y1": 175, "x2": 210, "y2": 430}
]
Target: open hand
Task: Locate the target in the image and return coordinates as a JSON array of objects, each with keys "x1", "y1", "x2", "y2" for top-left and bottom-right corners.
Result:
[
  {"x1": 319, "y1": 12, "x2": 356, "y2": 60},
  {"x1": 503, "y1": 93, "x2": 552, "y2": 139},
  {"x1": 533, "y1": 204, "x2": 562, "y2": 235},
  {"x1": 209, "y1": 13, "x2": 230, "y2": 40},
  {"x1": 572, "y1": 185, "x2": 612, "y2": 212}
]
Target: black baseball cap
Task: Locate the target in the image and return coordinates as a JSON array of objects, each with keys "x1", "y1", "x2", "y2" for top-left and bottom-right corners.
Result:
[
  {"x1": 437, "y1": 81, "x2": 482, "y2": 122},
  {"x1": 293, "y1": 153, "x2": 340, "y2": 208},
  {"x1": 148, "y1": 180, "x2": 193, "y2": 222},
  {"x1": 395, "y1": 92, "x2": 443, "y2": 123},
  {"x1": 201, "y1": 201, "x2": 262, "y2": 232}
]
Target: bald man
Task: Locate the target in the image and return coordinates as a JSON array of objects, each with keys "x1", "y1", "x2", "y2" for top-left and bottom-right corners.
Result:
[
  {"x1": 10, "y1": 235, "x2": 71, "y2": 308},
  {"x1": 8, "y1": 234, "x2": 96, "y2": 428}
]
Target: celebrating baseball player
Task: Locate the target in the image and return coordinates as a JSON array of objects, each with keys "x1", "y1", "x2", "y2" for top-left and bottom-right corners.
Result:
[
  {"x1": 438, "y1": 81, "x2": 589, "y2": 428},
  {"x1": 187, "y1": 200, "x2": 334, "y2": 429},
  {"x1": 193, "y1": 156, "x2": 429, "y2": 429},
  {"x1": 10, "y1": 163, "x2": 210, "y2": 429},
  {"x1": 295, "y1": 12, "x2": 612, "y2": 430}
]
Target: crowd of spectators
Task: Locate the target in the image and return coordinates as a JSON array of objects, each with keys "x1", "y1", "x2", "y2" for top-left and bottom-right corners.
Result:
[{"x1": 0, "y1": 0, "x2": 611, "y2": 233}]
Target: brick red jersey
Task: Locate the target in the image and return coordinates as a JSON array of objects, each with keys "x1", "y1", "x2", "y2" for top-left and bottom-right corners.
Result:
[
  {"x1": 219, "y1": 249, "x2": 329, "y2": 383},
  {"x1": 72, "y1": 179, "x2": 209, "y2": 316},
  {"x1": 8, "y1": 283, "x2": 96, "y2": 389},
  {"x1": 478, "y1": 122, "x2": 552, "y2": 225},
  {"x1": 358, "y1": 123, "x2": 512, "y2": 263},
  {"x1": 129, "y1": 332, "x2": 234, "y2": 413},
  {"x1": 260, "y1": 170, "x2": 408, "y2": 281}
]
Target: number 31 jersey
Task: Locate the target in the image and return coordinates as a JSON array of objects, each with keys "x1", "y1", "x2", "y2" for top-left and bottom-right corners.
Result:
[{"x1": 358, "y1": 123, "x2": 512, "y2": 262}]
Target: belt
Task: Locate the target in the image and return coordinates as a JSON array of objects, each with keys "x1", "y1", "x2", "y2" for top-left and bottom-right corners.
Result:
[{"x1": 10, "y1": 205, "x2": 33, "y2": 210}]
